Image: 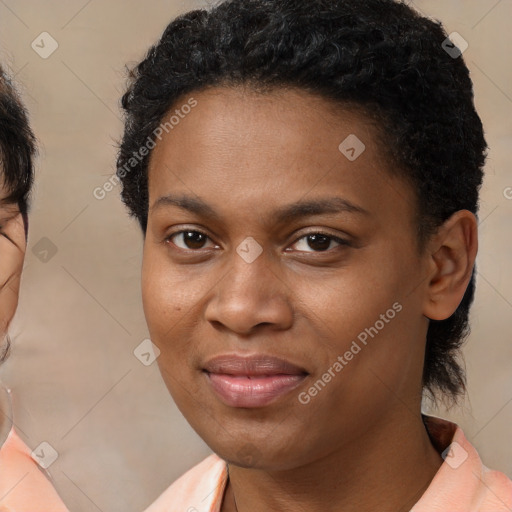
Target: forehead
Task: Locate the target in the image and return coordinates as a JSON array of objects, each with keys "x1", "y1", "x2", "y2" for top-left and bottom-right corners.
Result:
[
  {"x1": 149, "y1": 85, "x2": 380, "y2": 156},
  {"x1": 147, "y1": 86, "x2": 415, "y2": 224}
]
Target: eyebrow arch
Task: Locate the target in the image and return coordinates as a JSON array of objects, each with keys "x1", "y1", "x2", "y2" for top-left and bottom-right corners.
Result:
[{"x1": 151, "y1": 193, "x2": 369, "y2": 225}]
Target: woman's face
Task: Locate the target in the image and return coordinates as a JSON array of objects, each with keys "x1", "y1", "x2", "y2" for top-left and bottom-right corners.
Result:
[
  {"x1": 0, "y1": 188, "x2": 25, "y2": 336},
  {"x1": 142, "y1": 86, "x2": 432, "y2": 470}
]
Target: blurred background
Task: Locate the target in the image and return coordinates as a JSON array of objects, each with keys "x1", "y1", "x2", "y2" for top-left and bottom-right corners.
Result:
[{"x1": 0, "y1": 1, "x2": 511, "y2": 510}]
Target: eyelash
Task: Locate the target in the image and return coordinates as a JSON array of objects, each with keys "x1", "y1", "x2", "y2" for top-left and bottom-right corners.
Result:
[{"x1": 165, "y1": 228, "x2": 350, "y2": 254}]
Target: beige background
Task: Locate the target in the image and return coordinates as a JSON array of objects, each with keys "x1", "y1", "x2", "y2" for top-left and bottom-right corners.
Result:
[{"x1": 0, "y1": 1, "x2": 511, "y2": 511}]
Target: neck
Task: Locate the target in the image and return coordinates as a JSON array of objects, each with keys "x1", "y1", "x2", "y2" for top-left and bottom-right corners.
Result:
[{"x1": 223, "y1": 411, "x2": 443, "y2": 512}]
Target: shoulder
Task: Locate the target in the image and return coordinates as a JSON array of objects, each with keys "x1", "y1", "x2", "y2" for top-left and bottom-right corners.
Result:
[
  {"x1": 479, "y1": 462, "x2": 512, "y2": 509},
  {"x1": 144, "y1": 453, "x2": 228, "y2": 512},
  {"x1": 414, "y1": 415, "x2": 512, "y2": 511},
  {"x1": 0, "y1": 428, "x2": 69, "y2": 511}
]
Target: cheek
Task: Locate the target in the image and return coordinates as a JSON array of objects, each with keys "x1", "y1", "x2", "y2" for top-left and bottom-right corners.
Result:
[
  {"x1": 290, "y1": 243, "x2": 420, "y2": 388},
  {"x1": 140, "y1": 246, "x2": 207, "y2": 357},
  {"x1": 141, "y1": 249, "x2": 171, "y2": 338},
  {"x1": 292, "y1": 252, "x2": 405, "y2": 339},
  {"x1": 0, "y1": 290, "x2": 18, "y2": 334},
  {"x1": 0, "y1": 240, "x2": 24, "y2": 333}
]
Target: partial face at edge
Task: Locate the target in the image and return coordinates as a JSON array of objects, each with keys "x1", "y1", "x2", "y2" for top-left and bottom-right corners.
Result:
[
  {"x1": 141, "y1": 86, "x2": 433, "y2": 470},
  {"x1": 0, "y1": 185, "x2": 26, "y2": 336}
]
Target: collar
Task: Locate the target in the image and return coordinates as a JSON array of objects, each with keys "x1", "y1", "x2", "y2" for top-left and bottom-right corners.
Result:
[{"x1": 143, "y1": 415, "x2": 512, "y2": 512}]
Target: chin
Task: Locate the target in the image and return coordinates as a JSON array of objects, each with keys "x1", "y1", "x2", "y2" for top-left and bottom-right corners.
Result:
[{"x1": 205, "y1": 433, "x2": 309, "y2": 472}]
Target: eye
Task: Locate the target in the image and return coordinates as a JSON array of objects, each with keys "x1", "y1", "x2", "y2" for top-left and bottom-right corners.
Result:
[
  {"x1": 166, "y1": 229, "x2": 217, "y2": 251},
  {"x1": 290, "y1": 231, "x2": 349, "y2": 253},
  {"x1": 165, "y1": 228, "x2": 350, "y2": 254}
]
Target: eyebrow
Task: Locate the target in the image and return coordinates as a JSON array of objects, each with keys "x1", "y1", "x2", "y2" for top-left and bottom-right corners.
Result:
[{"x1": 151, "y1": 193, "x2": 369, "y2": 225}]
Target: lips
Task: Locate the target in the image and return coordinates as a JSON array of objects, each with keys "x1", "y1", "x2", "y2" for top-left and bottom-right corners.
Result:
[{"x1": 203, "y1": 354, "x2": 308, "y2": 408}]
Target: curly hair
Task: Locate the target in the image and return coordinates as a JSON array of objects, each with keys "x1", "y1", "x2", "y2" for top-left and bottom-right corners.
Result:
[
  {"x1": 117, "y1": 0, "x2": 486, "y2": 405},
  {"x1": 0, "y1": 64, "x2": 36, "y2": 363}
]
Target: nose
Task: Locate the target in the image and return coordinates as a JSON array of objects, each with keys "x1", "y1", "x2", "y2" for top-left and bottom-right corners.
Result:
[{"x1": 204, "y1": 242, "x2": 294, "y2": 336}]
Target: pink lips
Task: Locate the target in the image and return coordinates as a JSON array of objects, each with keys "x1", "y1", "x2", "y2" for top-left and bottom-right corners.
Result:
[{"x1": 203, "y1": 354, "x2": 308, "y2": 408}]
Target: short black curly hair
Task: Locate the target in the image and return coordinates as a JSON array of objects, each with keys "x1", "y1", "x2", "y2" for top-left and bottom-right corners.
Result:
[{"x1": 117, "y1": 0, "x2": 486, "y2": 405}]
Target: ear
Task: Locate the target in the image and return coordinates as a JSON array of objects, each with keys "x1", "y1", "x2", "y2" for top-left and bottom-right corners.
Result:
[
  {"x1": 422, "y1": 210, "x2": 478, "y2": 321},
  {"x1": 0, "y1": 212, "x2": 27, "y2": 334}
]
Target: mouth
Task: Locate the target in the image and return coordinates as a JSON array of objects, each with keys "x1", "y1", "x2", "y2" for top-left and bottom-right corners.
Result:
[{"x1": 203, "y1": 354, "x2": 308, "y2": 408}]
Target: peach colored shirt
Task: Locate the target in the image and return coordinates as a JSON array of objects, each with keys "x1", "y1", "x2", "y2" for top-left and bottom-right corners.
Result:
[
  {"x1": 144, "y1": 415, "x2": 512, "y2": 512},
  {"x1": 0, "y1": 428, "x2": 69, "y2": 511}
]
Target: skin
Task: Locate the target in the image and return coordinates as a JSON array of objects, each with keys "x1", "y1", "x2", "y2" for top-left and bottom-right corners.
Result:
[
  {"x1": 0, "y1": 194, "x2": 25, "y2": 339},
  {"x1": 0, "y1": 187, "x2": 26, "y2": 437},
  {"x1": 142, "y1": 86, "x2": 477, "y2": 512}
]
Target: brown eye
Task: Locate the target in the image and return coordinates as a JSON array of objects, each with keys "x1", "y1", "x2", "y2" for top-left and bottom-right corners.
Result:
[
  {"x1": 166, "y1": 230, "x2": 215, "y2": 250},
  {"x1": 292, "y1": 232, "x2": 349, "y2": 253}
]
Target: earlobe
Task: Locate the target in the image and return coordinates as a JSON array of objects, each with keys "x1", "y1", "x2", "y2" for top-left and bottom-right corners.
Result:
[{"x1": 423, "y1": 210, "x2": 478, "y2": 321}]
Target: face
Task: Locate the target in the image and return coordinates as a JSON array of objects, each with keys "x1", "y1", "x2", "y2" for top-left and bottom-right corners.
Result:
[
  {"x1": 142, "y1": 86, "x2": 433, "y2": 471},
  {"x1": 0, "y1": 186, "x2": 26, "y2": 337}
]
